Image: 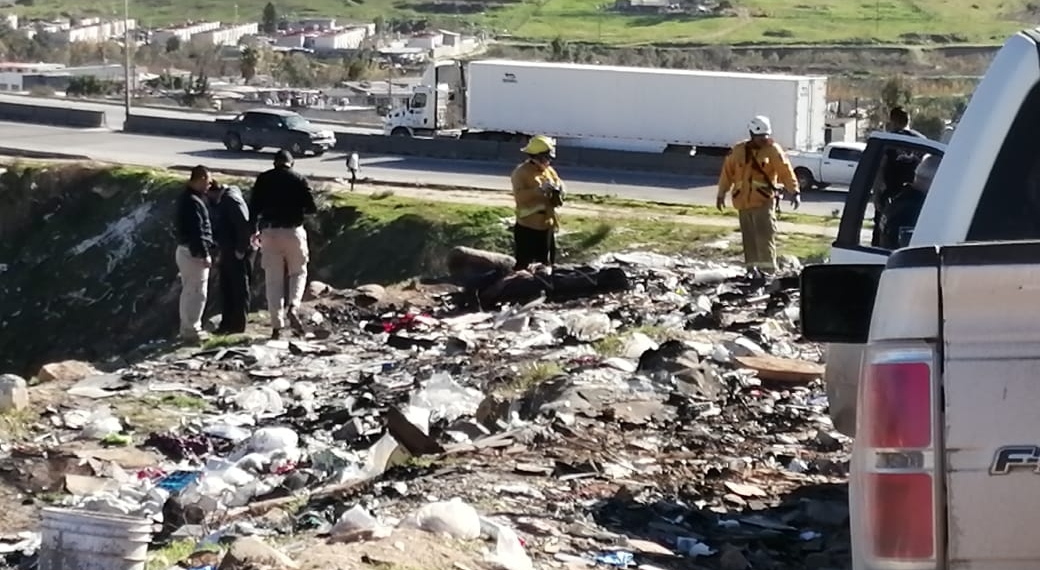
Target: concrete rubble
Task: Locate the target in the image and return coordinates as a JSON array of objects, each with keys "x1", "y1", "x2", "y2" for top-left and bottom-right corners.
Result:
[{"x1": 0, "y1": 250, "x2": 851, "y2": 570}]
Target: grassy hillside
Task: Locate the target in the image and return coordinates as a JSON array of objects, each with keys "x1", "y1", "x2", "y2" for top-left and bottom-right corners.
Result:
[{"x1": 10, "y1": 0, "x2": 1035, "y2": 45}]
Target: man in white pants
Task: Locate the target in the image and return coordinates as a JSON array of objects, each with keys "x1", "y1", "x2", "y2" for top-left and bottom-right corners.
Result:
[
  {"x1": 174, "y1": 165, "x2": 215, "y2": 342},
  {"x1": 248, "y1": 150, "x2": 318, "y2": 339},
  {"x1": 346, "y1": 151, "x2": 360, "y2": 191}
]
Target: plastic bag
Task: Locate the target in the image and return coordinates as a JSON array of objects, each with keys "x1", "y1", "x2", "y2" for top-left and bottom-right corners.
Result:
[{"x1": 409, "y1": 498, "x2": 481, "y2": 540}]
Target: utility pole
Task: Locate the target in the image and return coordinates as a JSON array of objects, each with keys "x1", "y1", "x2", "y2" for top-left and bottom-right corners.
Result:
[{"x1": 123, "y1": 0, "x2": 132, "y2": 116}]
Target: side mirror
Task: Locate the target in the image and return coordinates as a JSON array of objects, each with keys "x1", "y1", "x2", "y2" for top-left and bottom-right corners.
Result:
[{"x1": 800, "y1": 264, "x2": 883, "y2": 344}]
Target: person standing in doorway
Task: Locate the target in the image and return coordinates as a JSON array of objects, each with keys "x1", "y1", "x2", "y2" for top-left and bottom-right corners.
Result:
[
  {"x1": 249, "y1": 149, "x2": 318, "y2": 339},
  {"x1": 174, "y1": 165, "x2": 215, "y2": 343},
  {"x1": 208, "y1": 180, "x2": 254, "y2": 335},
  {"x1": 716, "y1": 115, "x2": 800, "y2": 274},
  {"x1": 511, "y1": 135, "x2": 565, "y2": 272}
]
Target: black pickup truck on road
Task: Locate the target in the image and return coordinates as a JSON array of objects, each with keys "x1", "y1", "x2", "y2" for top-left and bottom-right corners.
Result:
[{"x1": 217, "y1": 109, "x2": 337, "y2": 157}]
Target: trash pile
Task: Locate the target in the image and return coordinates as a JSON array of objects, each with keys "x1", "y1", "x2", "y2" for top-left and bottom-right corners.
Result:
[{"x1": 0, "y1": 251, "x2": 851, "y2": 570}]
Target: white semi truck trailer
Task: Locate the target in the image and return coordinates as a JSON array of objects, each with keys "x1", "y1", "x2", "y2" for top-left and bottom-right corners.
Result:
[{"x1": 382, "y1": 59, "x2": 827, "y2": 154}]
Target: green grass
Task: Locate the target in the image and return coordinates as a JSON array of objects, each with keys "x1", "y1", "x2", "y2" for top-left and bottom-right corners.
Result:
[
  {"x1": 146, "y1": 540, "x2": 199, "y2": 570},
  {"x1": 498, "y1": 360, "x2": 564, "y2": 395},
  {"x1": 571, "y1": 193, "x2": 837, "y2": 227},
  {"x1": 200, "y1": 333, "x2": 251, "y2": 350},
  {"x1": 9, "y1": 0, "x2": 1034, "y2": 45}
]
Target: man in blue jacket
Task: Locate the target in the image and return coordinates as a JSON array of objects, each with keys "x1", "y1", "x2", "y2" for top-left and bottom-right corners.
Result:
[{"x1": 174, "y1": 165, "x2": 215, "y2": 343}]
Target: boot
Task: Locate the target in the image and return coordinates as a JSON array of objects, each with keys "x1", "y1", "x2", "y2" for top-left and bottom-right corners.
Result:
[{"x1": 286, "y1": 306, "x2": 305, "y2": 335}]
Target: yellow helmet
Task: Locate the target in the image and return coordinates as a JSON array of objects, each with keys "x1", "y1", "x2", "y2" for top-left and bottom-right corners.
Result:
[{"x1": 521, "y1": 135, "x2": 556, "y2": 158}]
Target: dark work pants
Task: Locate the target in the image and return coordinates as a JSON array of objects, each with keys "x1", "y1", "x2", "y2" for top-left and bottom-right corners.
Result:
[
  {"x1": 218, "y1": 250, "x2": 252, "y2": 333},
  {"x1": 513, "y1": 224, "x2": 556, "y2": 270}
]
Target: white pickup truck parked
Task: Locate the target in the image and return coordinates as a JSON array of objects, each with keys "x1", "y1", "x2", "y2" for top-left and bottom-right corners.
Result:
[
  {"x1": 801, "y1": 26, "x2": 1040, "y2": 570},
  {"x1": 788, "y1": 141, "x2": 866, "y2": 190}
]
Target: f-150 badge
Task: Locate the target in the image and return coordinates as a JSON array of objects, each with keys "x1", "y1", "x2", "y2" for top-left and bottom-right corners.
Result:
[{"x1": 990, "y1": 445, "x2": 1040, "y2": 475}]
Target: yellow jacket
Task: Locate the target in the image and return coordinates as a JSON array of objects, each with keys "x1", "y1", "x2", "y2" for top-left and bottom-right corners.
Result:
[
  {"x1": 717, "y1": 140, "x2": 799, "y2": 210},
  {"x1": 512, "y1": 160, "x2": 563, "y2": 231}
]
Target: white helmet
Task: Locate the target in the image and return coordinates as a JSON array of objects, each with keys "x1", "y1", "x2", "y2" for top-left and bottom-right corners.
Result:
[{"x1": 748, "y1": 115, "x2": 772, "y2": 136}]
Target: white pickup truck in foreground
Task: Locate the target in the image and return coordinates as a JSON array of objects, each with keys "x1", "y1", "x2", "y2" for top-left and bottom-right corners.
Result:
[
  {"x1": 788, "y1": 141, "x2": 866, "y2": 190},
  {"x1": 800, "y1": 26, "x2": 1040, "y2": 570}
]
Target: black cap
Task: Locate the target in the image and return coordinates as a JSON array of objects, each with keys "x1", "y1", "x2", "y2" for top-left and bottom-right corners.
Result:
[{"x1": 274, "y1": 149, "x2": 293, "y2": 165}]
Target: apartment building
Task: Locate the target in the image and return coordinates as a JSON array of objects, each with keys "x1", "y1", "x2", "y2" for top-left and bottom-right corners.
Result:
[
  {"x1": 311, "y1": 27, "x2": 368, "y2": 51},
  {"x1": 151, "y1": 21, "x2": 221, "y2": 46},
  {"x1": 59, "y1": 19, "x2": 137, "y2": 43},
  {"x1": 191, "y1": 23, "x2": 259, "y2": 46}
]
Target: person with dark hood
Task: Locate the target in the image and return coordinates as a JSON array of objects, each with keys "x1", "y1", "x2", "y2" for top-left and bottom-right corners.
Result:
[
  {"x1": 207, "y1": 180, "x2": 253, "y2": 335},
  {"x1": 877, "y1": 153, "x2": 939, "y2": 250},
  {"x1": 174, "y1": 165, "x2": 215, "y2": 343},
  {"x1": 249, "y1": 149, "x2": 318, "y2": 339},
  {"x1": 871, "y1": 106, "x2": 928, "y2": 245}
]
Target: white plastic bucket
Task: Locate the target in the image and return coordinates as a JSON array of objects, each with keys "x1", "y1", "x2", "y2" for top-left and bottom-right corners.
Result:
[{"x1": 38, "y1": 507, "x2": 152, "y2": 570}]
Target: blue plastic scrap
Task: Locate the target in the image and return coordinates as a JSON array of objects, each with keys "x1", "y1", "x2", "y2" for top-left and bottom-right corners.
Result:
[
  {"x1": 156, "y1": 470, "x2": 201, "y2": 493},
  {"x1": 594, "y1": 551, "x2": 635, "y2": 567}
]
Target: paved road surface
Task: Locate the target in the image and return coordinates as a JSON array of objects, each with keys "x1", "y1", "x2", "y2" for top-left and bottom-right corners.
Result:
[
  {"x1": 0, "y1": 93, "x2": 381, "y2": 133},
  {"x1": 1, "y1": 121, "x2": 853, "y2": 217}
]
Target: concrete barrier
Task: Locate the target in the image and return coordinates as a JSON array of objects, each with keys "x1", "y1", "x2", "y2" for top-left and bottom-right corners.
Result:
[
  {"x1": 0, "y1": 102, "x2": 106, "y2": 129},
  {"x1": 123, "y1": 115, "x2": 725, "y2": 176},
  {"x1": 123, "y1": 114, "x2": 224, "y2": 140}
]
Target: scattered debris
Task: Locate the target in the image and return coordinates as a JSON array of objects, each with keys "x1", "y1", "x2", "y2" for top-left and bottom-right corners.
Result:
[{"x1": 0, "y1": 251, "x2": 850, "y2": 570}]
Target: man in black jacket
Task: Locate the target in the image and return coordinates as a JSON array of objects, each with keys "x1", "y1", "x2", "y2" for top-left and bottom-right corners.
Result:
[
  {"x1": 174, "y1": 165, "x2": 215, "y2": 343},
  {"x1": 208, "y1": 181, "x2": 253, "y2": 334},
  {"x1": 249, "y1": 149, "x2": 318, "y2": 339}
]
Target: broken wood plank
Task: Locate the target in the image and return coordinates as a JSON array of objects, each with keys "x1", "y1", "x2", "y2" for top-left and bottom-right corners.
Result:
[{"x1": 734, "y1": 355, "x2": 824, "y2": 384}]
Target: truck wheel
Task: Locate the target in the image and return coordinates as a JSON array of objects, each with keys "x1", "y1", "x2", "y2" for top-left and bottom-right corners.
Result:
[
  {"x1": 224, "y1": 133, "x2": 243, "y2": 152},
  {"x1": 795, "y1": 167, "x2": 816, "y2": 191},
  {"x1": 289, "y1": 142, "x2": 304, "y2": 157},
  {"x1": 391, "y1": 127, "x2": 411, "y2": 137}
]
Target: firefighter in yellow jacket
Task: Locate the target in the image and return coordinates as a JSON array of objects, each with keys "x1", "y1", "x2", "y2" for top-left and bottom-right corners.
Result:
[
  {"x1": 716, "y1": 115, "x2": 801, "y2": 272},
  {"x1": 511, "y1": 135, "x2": 565, "y2": 272}
]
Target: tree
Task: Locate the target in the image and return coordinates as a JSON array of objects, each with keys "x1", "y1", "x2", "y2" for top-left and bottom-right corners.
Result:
[
  {"x1": 549, "y1": 36, "x2": 568, "y2": 62},
  {"x1": 913, "y1": 112, "x2": 946, "y2": 140},
  {"x1": 274, "y1": 53, "x2": 314, "y2": 86},
  {"x1": 261, "y1": 2, "x2": 279, "y2": 35},
  {"x1": 240, "y1": 45, "x2": 263, "y2": 82},
  {"x1": 880, "y1": 75, "x2": 914, "y2": 110},
  {"x1": 872, "y1": 75, "x2": 915, "y2": 129},
  {"x1": 345, "y1": 57, "x2": 368, "y2": 81},
  {"x1": 66, "y1": 75, "x2": 108, "y2": 97}
]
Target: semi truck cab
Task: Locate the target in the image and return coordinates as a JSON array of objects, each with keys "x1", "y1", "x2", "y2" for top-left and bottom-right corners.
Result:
[
  {"x1": 803, "y1": 27, "x2": 1040, "y2": 570},
  {"x1": 383, "y1": 60, "x2": 465, "y2": 138}
]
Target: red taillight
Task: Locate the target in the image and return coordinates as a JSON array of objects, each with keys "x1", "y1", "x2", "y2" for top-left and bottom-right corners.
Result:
[
  {"x1": 864, "y1": 362, "x2": 932, "y2": 448},
  {"x1": 858, "y1": 350, "x2": 939, "y2": 565},
  {"x1": 865, "y1": 472, "x2": 935, "y2": 558}
]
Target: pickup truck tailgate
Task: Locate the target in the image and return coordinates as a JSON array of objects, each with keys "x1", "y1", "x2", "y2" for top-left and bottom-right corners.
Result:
[{"x1": 940, "y1": 243, "x2": 1040, "y2": 568}]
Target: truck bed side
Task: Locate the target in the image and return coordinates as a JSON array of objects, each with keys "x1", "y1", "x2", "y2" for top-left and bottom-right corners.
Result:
[{"x1": 937, "y1": 242, "x2": 1040, "y2": 569}]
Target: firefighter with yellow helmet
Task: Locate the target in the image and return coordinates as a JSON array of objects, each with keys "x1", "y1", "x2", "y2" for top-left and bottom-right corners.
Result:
[
  {"x1": 511, "y1": 135, "x2": 565, "y2": 272},
  {"x1": 716, "y1": 115, "x2": 800, "y2": 273}
]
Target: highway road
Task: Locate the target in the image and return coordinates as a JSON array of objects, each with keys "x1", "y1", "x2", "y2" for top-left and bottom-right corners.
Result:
[
  {"x1": 1, "y1": 121, "x2": 853, "y2": 217},
  {"x1": 0, "y1": 93, "x2": 381, "y2": 134}
]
